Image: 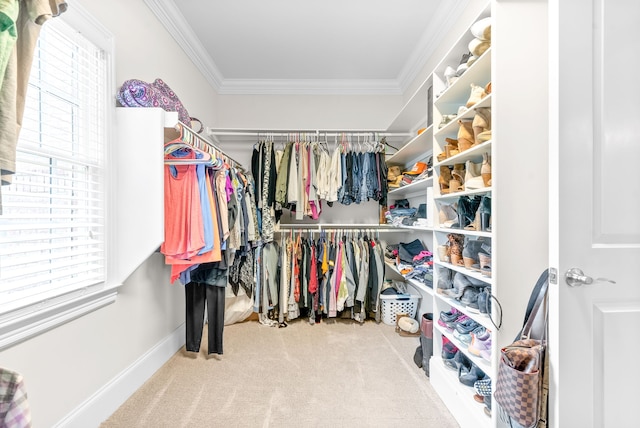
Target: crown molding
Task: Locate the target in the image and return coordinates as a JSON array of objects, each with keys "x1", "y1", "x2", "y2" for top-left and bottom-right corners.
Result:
[
  {"x1": 397, "y1": 0, "x2": 472, "y2": 92},
  {"x1": 218, "y1": 79, "x2": 402, "y2": 96},
  {"x1": 144, "y1": 0, "x2": 224, "y2": 90},
  {"x1": 145, "y1": 0, "x2": 468, "y2": 96}
]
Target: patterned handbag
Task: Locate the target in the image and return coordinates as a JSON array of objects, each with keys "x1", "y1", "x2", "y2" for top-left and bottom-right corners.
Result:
[
  {"x1": 494, "y1": 338, "x2": 544, "y2": 427},
  {"x1": 494, "y1": 270, "x2": 549, "y2": 428}
]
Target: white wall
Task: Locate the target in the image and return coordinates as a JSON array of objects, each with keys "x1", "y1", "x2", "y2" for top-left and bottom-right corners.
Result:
[{"x1": 216, "y1": 94, "x2": 401, "y2": 130}]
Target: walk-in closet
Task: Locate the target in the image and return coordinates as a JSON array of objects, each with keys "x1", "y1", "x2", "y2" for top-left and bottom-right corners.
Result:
[{"x1": 1, "y1": 1, "x2": 637, "y2": 428}]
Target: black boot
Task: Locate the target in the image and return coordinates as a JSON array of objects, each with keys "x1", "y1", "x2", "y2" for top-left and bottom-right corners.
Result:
[{"x1": 420, "y1": 313, "x2": 433, "y2": 376}]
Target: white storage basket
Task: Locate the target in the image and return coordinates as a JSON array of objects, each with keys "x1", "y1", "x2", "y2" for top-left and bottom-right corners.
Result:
[{"x1": 380, "y1": 294, "x2": 420, "y2": 326}]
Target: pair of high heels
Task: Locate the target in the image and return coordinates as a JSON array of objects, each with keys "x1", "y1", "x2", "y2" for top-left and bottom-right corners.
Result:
[
  {"x1": 437, "y1": 137, "x2": 460, "y2": 162},
  {"x1": 439, "y1": 164, "x2": 465, "y2": 194},
  {"x1": 464, "y1": 153, "x2": 492, "y2": 190},
  {"x1": 458, "y1": 107, "x2": 491, "y2": 153},
  {"x1": 473, "y1": 107, "x2": 492, "y2": 144},
  {"x1": 457, "y1": 195, "x2": 482, "y2": 230},
  {"x1": 462, "y1": 237, "x2": 490, "y2": 270},
  {"x1": 462, "y1": 194, "x2": 491, "y2": 232}
]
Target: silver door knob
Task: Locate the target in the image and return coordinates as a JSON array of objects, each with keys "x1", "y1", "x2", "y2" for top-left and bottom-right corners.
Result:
[{"x1": 565, "y1": 268, "x2": 616, "y2": 287}]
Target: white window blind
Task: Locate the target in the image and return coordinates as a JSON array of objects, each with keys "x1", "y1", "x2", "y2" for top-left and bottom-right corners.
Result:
[{"x1": 0, "y1": 17, "x2": 107, "y2": 311}]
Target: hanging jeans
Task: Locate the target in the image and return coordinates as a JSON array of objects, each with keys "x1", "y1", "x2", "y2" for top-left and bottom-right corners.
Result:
[{"x1": 185, "y1": 282, "x2": 225, "y2": 355}]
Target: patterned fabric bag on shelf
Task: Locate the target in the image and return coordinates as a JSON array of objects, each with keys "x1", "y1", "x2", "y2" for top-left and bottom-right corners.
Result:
[{"x1": 116, "y1": 78, "x2": 193, "y2": 127}]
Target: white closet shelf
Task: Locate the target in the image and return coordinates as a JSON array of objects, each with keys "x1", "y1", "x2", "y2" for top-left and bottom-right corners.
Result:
[
  {"x1": 434, "y1": 324, "x2": 493, "y2": 375},
  {"x1": 435, "y1": 292, "x2": 496, "y2": 332},
  {"x1": 434, "y1": 261, "x2": 492, "y2": 285},
  {"x1": 385, "y1": 261, "x2": 434, "y2": 296},
  {"x1": 434, "y1": 187, "x2": 491, "y2": 201},
  {"x1": 434, "y1": 49, "x2": 492, "y2": 110},
  {"x1": 388, "y1": 176, "x2": 433, "y2": 197},
  {"x1": 429, "y1": 356, "x2": 493, "y2": 428},
  {"x1": 386, "y1": 126, "x2": 433, "y2": 166},
  {"x1": 391, "y1": 224, "x2": 434, "y2": 232},
  {"x1": 433, "y1": 141, "x2": 492, "y2": 168},
  {"x1": 433, "y1": 228, "x2": 492, "y2": 238},
  {"x1": 433, "y1": 95, "x2": 492, "y2": 138}
]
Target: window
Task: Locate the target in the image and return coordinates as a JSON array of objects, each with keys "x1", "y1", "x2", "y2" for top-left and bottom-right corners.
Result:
[{"x1": 0, "y1": 6, "x2": 115, "y2": 349}]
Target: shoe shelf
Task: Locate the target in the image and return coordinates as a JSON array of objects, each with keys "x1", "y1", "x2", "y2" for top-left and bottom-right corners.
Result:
[
  {"x1": 433, "y1": 141, "x2": 492, "y2": 168},
  {"x1": 388, "y1": 176, "x2": 433, "y2": 197},
  {"x1": 434, "y1": 95, "x2": 492, "y2": 139},
  {"x1": 386, "y1": 126, "x2": 433, "y2": 166},
  {"x1": 391, "y1": 224, "x2": 434, "y2": 232},
  {"x1": 434, "y1": 48, "x2": 492, "y2": 112},
  {"x1": 430, "y1": 356, "x2": 493, "y2": 428},
  {"x1": 435, "y1": 188, "x2": 492, "y2": 203},
  {"x1": 435, "y1": 290, "x2": 495, "y2": 332},
  {"x1": 434, "y1": 260, "x2": 492, "y2": 285},
  {"x1": 434, "y1": 227, "x2": 492, "y2": 239},
  {"x1": 435, "y1": 323, "x2": 493, "y2": 375},
  {"x1": 384, "y1": 260, "x2": 435, "y2": 297}
]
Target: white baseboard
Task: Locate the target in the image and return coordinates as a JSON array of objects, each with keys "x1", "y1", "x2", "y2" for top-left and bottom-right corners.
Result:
[{"x1": 54, "y1": 324, "x2": 185, "y2": 428}]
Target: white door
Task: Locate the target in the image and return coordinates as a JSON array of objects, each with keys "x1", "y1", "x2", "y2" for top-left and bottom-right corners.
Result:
[{"x1": 550, "y1": 0, "x2": 640, "y2": 427}]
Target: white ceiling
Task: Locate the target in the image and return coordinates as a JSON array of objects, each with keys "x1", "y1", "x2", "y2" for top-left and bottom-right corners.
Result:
[{"x1": 145, "y1": 0, "x2": 470, "y2": 95}]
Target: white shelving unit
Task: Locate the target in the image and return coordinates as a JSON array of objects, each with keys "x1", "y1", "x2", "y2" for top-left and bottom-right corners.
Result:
[{"x1": 381, "y1": 2, "x2": 549, "y2": 427}]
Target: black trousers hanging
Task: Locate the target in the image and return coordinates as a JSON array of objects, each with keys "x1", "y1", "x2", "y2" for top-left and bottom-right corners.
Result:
[{"x1": 185, "y1": 282, "x2": 225, "y2": 355}]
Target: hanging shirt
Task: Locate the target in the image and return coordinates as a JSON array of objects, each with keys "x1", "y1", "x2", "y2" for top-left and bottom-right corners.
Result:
[{"x1": 161, "y1": 151, "x2": 205, "y2": 260}]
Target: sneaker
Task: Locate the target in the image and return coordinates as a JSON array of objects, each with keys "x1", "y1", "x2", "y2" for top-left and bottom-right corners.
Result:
[
  {"x1": 468, "y1": 332, "x2": 492, "y2": 360},
  {"x1": 454, "y1": 318, "x2": 480, "y2": 334},
  {"x1": 445, "y1": 314, "x2": 469, "y2": 331},
  {"x1": 441, "y1": 336, "x2": 459, "y2": 360},
  {"x1": 453, "y1": 329, "x2": 472, "y2": 346}
]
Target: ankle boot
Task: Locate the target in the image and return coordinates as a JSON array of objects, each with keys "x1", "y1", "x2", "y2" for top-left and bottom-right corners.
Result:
[
  {"x1": 464, "y1": 159, "x2": 483, "y2": 190},
  {"x1": 447, "y1": 233, "x2": 465, "y2": 266},
  {"x1": 457, "y1": 195, "x2": 481, "y2": 229},
  {"x1": 457, "y1": 120, "x2": 475, "y2": 152},
  {"x1": 466, "y1": 83, "x2": 486, "y2": 108},
  {"x1": 439, "y1": 201, "x2": 457, "y2": 228},
  {"x1": 437, "y1": 265, "x2": 454, "y2": 291},
  {"x1": 472, "y1": 107, "x2": 491, "y2": 146},
  {"x1": 462, "y1": 238, "x2": 485, "y2": 269},
  {"x1": 449, "y1": 163, "x2": 465, "y2": 193},
  {"x1": 481, "y1": 153, "x2": 492, "y2": 187},
  {"x1": 439, "y1": 165, "x2": 453, "y2": 194},
  {"x1": 479, "y1": 194, "x2": 491, "y2": 231}
]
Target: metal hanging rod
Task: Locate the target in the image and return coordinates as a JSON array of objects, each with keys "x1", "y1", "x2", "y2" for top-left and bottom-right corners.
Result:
[
  {"x1": 172, "y1": 121, "x2": 246, "y2": 170},
  {"x1": 205, "y1": 128, "x2": 412, "y2": 138},
  {"x1": 276, "y1": 223, "x2": 402, "y2": 231}
]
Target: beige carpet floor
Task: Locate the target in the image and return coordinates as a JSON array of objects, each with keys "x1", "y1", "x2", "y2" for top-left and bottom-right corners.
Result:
[{"x1": 101, "y1": 318, "x2": 459, "y2": 428}]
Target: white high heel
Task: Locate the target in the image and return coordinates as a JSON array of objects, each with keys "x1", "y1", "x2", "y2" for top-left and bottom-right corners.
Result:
[{"x1": 465, "y1": 159, "x2": 484, "y2": 190}]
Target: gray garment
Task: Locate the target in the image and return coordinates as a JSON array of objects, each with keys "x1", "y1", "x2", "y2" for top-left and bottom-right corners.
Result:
[
  {"x1": 278, "y1": 236, "x2": 289, "y2": 324},
  {"x1": 287, "y1": 239, "x2": 300, "y2": 321},
  {"x1": 263, "y1": 242, "x2": 279, "y2": 308},
  {"x1": 343, "y1": 241, "x2": 356, "y2": 308},
  {"x1": 373, "y1": 239, "x2": 385, "y2": 322},
  {"x1": 355, "y1": 238, "x2": 370, "y2": 303}
]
